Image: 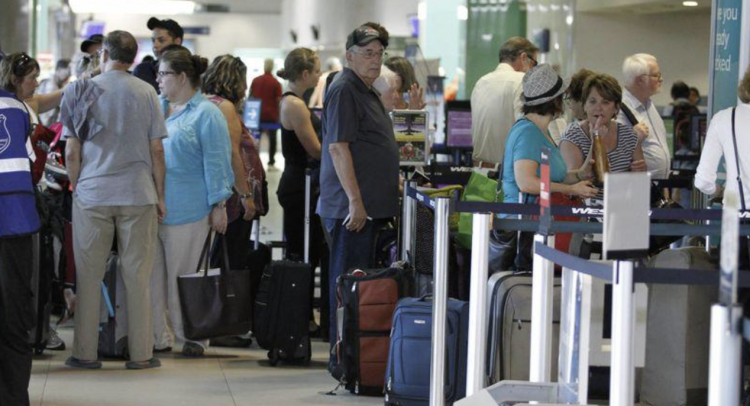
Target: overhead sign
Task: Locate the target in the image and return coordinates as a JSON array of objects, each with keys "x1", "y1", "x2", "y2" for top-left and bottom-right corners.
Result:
[{"x1": 710, "y1": 0, "x2": 742, "y2": 119}]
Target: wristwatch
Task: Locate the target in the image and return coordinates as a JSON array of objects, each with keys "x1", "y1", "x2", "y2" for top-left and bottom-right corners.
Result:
[{"x1": 240, "y1": 193, "x2": 253, "y2": 200}]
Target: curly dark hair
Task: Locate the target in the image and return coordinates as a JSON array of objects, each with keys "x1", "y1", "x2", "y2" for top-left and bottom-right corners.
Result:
[{"x1": 202, "y1": 55, "x2": 248, "y2": 105}]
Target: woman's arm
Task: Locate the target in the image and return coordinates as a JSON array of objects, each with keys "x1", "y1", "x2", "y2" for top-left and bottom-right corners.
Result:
[
  {"x1": 217, "y1": 101, "x2": 255, "y2": 219},
  {"x1": 26, "y1": 88, "x2": 64, "y2": 114},
  {"x1": 560, "y1": 140, "x2": 584, "y2": 171},
  {"x1": 284, "y1": 97, "x2": 322, "y2": 160},
  {"x1": 694, "y1": 114, "x2": 726, "y2": 195},
  {"x1": 515, "y1": 159, "x2": 598, "y2": 198}
]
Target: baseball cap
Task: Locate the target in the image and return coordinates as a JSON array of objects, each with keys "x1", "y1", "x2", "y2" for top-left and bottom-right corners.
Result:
[
  {"x1": 80, "y1": 34, "x2": 103, "y2": 53},
  {"x1": 346, "y1": 26, "x2": 388, "y2": 50},
  {"x1": 147, "y1": 17, "x2": 184, "y2": 40}
]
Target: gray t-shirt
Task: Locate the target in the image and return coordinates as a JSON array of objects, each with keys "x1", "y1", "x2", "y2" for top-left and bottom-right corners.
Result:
[
  {"x1": 62, "y1": 70, "x2": 167, "y2": 207},
  {"x1": 318, "y1": 68, "x2": 400, "y2": 219}
]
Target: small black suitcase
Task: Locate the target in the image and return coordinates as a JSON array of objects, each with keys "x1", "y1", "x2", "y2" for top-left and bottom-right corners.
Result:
[{"x1": 253, "y1": 260, "x2": 312, "y2": 365}]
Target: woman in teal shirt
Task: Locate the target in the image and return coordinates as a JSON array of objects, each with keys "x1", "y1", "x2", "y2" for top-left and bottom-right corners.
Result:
[
  {"x1": 151, "y1": 47, "x2": 234, "y2": 357},
  {"x1": 497, "y1": 64, "x2": 597, "y2": 271}
]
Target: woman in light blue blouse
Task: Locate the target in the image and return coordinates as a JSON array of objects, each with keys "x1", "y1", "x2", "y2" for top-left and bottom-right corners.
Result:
[{"x1": 151, "y1": 47, "x2": 234, "y2": 357}]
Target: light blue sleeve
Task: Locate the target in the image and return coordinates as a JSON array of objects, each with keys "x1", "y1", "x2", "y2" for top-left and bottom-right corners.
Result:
[{"x1": 199, "y1": 107, "x2": 234, "y2": 206}]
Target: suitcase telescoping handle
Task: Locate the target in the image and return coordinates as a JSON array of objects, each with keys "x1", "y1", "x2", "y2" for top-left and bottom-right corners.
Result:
[
  {"x1": 253, "y1": 219, "x2": 260, "y2": 250},
  {"x1": 304, "y1": 169, "x2": 311, "y2": 264}
]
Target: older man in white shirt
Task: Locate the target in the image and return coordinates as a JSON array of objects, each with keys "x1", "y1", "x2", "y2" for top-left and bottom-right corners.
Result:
[
  {"x1": 470, "y1": 37, "x2": 539, "y2": 169},
  {"x1": 617, "y1": 53, "x2": 671, "y2": 180}
]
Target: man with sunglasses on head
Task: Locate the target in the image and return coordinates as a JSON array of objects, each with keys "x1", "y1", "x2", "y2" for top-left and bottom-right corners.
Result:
[
  {"x1": 318, "y1": 23, "x2": 399, "y2": 363},
  {"x1": 471, "y1": 37, "x2": 539, "y2": 170},
  {"x1": 61, "y1": 31, "x2": 167, "y2": 370},
  {"x1": 133, "y1": 17, "x2": 184, "y2": 93}
]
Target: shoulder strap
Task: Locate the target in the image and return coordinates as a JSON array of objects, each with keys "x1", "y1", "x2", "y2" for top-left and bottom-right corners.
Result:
[
  {"x1": 731, "y1": 107, "x2": 747, "y2": 211},
  {"x1": 620, "y1": 104, "x2": 639, "y2": 126}
]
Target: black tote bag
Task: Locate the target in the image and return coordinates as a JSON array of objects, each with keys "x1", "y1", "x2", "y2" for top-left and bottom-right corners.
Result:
[{"x1": 178, "y1": 232, "x2": 252, "y2": 341}]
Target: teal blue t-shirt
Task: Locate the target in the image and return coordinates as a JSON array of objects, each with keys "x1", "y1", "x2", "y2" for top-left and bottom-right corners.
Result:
[{"x1": 501, "y1": 118, "x2": 568, "y2": 204}]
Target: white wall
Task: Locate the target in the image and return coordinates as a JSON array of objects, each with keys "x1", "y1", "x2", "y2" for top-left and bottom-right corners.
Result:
[
  {"x1": 90, "y1": 12, "x2": 282, "y2": 61},
  {"x1": 573, "y1": 10, "x2": 712, "y2": 106}
]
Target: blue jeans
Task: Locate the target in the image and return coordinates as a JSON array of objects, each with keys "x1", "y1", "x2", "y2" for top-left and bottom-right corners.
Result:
[{"x1": 322, "y1": 218, "x2": 382, "y2": 364}]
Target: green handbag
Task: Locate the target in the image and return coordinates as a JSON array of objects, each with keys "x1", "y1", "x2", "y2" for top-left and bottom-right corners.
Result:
[{"x1": 456, "y1": 171, "x2": 502, "y2": 249}]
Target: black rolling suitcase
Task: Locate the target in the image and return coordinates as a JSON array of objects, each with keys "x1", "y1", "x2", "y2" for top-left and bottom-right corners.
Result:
[{"x1": 252, "y1": 171, "x2": 314, "y2": 365}]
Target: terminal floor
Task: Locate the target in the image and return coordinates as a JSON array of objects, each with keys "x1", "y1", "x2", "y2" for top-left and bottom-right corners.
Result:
[{"x1": 29, "y1": 145, "x2": 381, "y2": 406}]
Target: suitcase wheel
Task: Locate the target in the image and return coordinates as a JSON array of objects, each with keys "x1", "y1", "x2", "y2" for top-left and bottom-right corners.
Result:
[{"x1": 268, "y1": 349, "x2": 279, "y2": 366}]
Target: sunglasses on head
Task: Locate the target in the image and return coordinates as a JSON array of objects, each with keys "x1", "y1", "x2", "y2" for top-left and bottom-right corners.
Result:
[{"x1": 13, "y1": 53, "x2": 35, "y2": 77}]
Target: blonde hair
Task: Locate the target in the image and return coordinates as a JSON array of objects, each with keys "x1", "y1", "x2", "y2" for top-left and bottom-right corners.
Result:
[
  {"x1": 277, "y1": 48, "x2": 317, "y2": 82},
  {"x1": 203, "y1": 55, "x2": 248, "y2": 104},
  {"x1": 739, "y1": 66, "x2": 750, "y2": 103}
]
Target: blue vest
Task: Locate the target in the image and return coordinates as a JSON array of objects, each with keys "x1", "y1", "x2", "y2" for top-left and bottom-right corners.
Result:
[{"x1": 0, "y1": 90, "x2": 40, "y2": 238}]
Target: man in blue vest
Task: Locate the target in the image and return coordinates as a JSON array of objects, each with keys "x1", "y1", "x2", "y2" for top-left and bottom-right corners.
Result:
[{"x1": 0, "y1": 53, "x2": 42, "y2": 406}]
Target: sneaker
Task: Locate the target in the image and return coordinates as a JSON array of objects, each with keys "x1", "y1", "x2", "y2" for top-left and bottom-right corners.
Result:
[
  {"x1": 44, "y1": 173, "x2": 62, "y2": 191},
  {"x1": 153, "y1": 346, "x2": 172, "y2": 353},
  {"x1": 45, "y1": 155, "x2": 68, "y2": 180},
  {"x1": 126, "y1": 358, "x2": 161, "y2": 370},
  {"x1": 46, "y1": 329, "x2": 66, "y2": 351},
  {"x1": 181, "y1": 342, "x2": 205, "y2": 357}
]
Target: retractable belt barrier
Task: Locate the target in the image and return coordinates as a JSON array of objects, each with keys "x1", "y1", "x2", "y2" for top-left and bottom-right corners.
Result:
[{"x1": 401, "y1": 183, "x2": 750, "y2": 406}]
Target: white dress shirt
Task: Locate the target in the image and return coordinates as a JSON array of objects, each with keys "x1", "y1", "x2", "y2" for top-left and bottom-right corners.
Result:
[
  {"x1": 470, "y1": 63, "x2": 525, "y2": 165},
  {"x1": 695, "y1": 104, "x2": 750, "y2": 208},
  {"x1": 617, "y1": 88, "x2": 671, "y2": 179}
]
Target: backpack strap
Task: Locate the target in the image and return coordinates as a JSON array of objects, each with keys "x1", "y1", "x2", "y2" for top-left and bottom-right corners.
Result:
[{"x1": 731, "y1": 107, "x2": 747, "y2": 211}]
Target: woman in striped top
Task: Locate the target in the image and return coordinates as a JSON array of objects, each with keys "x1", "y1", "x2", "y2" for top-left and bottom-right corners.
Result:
[{"x1": 560, "y1": 73, "x2": 647, "y2": 201}]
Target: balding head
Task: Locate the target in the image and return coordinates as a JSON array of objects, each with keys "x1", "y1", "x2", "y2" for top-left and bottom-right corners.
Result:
[{"x1": 104, "y1": 31, "x2": 138, "y2": 64}]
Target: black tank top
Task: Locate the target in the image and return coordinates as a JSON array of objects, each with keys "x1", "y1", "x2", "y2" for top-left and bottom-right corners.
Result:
[{"x1": 280, "y1": 92, "x2": 321, "y2": 168}]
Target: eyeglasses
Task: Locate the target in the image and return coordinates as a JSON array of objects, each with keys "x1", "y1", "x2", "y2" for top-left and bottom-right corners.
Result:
[
  {"x1": 643, "y1": 73, "x2": 663, "y2": 81},
  {"x1": 354, "y1": 49, "x2": 387, "y2": 60},
  {"x1": 527, "y1": 54, "x2": 538, "y2": 67},
  {"x1": 13, "y1": 53, "x2": 34, "y2": 77},
  {"x1": 157, "y1": 71, "x2": 177, "y2": 78}
]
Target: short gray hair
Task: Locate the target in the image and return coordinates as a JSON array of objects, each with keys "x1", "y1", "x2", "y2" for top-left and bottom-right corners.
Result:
[
  {"x1": 373, "y1": 65, "x2": 398, "y2": 95},
  {"x1": 104, "y1": 31, "x2": 137, "y2": 64},
  {"x1": 622, "y1": 53, "x2": 657, "y2": 88}
]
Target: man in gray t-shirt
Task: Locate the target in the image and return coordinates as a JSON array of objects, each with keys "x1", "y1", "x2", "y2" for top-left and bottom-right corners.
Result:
[
  {"x1": 318, "y1": 23, "x2": 399, "y2": 356},
  {"x1": 62, "y1": 31, "x2": 167, "y2": 370}
]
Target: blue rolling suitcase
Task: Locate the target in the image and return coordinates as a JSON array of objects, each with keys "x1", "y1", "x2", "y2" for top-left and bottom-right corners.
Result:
[{"x1": 384, "y1": 297, "x2": 469, "y2": 406}]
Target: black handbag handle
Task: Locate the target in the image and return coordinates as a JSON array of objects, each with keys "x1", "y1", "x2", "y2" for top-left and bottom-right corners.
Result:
[
  {"x1": 193, "y1": 231, "x2": 236, "y2": 298},
  {"x1": 195, "y1": 231, "x2": 213, "y2": 276},
  {"x1": 731, "y1": 107, "x2": 747, "y2": 211}
]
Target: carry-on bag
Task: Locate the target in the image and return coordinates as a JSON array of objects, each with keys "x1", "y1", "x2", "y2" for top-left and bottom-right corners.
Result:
[
  {"x1": 384, "y1": 296, "x2": 469, "y2": 406},
  {"x1": 252, "y1": 172, "x2": 314, "y2": 365},
  {"x1": 98, "y1": 251, "x2": 129, "y2": 359},
  {"x1": 178, "y1": 232, "x2": 253, "y2": 341},
  {"x1": 640, "y1": 247, "x2": 716, "y2": 406},
  {"x1": 330, "y1": 267, "x2": 411, "y2": 395},
  {"x1": 252, "y1": 260, "x2": 312, "y2": 365},
  {"x1": 486, "y1": 271, "x2": 561, "y2": 384}
]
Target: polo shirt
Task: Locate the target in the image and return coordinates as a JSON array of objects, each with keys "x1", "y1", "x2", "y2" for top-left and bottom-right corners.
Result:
[{"x1": 317, "y1": 68, "x2": 400, "y2": 219}]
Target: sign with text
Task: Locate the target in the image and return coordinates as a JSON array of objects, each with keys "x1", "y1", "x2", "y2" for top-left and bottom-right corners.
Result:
[{"x1": 711, "y1": 0, "x2": 743, "y2": 118}]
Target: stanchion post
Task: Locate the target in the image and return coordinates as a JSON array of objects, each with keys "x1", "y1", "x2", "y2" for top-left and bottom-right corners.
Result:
[
  {"x1": 609, "y1": 260, "x2": 636, "y2": 406},
  {"x1": 430, "y1": 197, "x2": 450, "y2": 406},
  {"x1": 402, "y1": 180, "x2": 417, "y2": 262},
  {"x1": 466, "y1": 213, "x2": 491, "y2": 396},
  {"x1": 529, "y1": 233, "x2": 555, "y2": 382}
]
